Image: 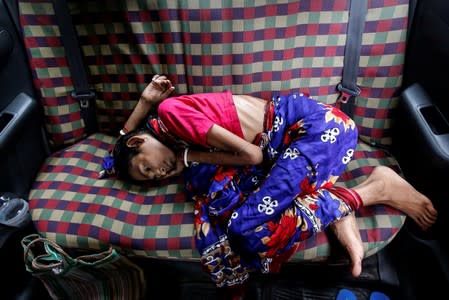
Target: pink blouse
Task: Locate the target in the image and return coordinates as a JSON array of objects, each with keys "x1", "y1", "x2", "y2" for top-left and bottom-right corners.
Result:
[{"x1": 157, "y1": 91, "x2": 244, "y2": 147}]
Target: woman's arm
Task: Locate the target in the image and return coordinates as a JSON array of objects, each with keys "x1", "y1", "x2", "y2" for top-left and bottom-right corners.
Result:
[
  {"x1": 187, "y1": 124, "x2": 263, "y2": 166},
  {"x1": 124, "y1": 75, "x2": 175, "y2": 132}
]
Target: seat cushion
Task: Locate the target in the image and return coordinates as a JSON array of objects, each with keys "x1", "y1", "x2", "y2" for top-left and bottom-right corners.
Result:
[{"x1": 29, "y1": 133, "x2": 405, "y2": 261}]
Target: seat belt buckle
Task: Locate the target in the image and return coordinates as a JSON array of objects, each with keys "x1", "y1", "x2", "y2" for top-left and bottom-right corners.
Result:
[
  {"x1": 71, "y1": 90, "x2": 96, "y2": 108},
  {"x1": 337, "y1": 83, "x2": 360, "y2": 103}
]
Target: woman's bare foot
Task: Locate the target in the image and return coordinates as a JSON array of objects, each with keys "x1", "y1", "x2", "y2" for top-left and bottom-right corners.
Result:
[
  {"x1": 330, "y1": 214, "x2": 364, "y2": 277},
  {"x1": 354, "y1": 166, "x2": 438, "y2": 230}
]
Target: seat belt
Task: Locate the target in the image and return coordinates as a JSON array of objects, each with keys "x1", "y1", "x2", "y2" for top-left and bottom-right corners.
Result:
[
  {"x1": 407, "y1": 0, "x2": 418, "y2": 40},
  {"x1": 51, "y1": 0, "x2": 97, "y2": 135},
  {"x1": 336, "y1": 0, "x2": 368, "y2": 118}
]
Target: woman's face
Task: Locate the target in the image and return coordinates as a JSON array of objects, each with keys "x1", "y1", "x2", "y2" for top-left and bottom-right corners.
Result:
[{"x1": 127, "y1": 133, "x2": 177, "y2": 181}]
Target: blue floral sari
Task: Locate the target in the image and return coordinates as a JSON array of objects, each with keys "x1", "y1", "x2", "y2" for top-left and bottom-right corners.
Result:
[{"x1": 183, "y1": 93, "x2": 358, "y2": 288}]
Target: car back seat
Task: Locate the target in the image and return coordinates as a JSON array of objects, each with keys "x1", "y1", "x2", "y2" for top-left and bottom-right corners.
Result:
[{"x1": 21, "y1": 0, "x2": 408, "y2": 262}]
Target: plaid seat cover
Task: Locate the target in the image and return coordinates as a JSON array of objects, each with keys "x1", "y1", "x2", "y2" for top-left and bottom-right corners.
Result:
[
  {"x1": 22, "y1": 0, "x2": 408, "y2": 261},
  {"x1": 20, "y1": 0, "x2": 409, "y2": 147},
  {"x1": 29, "y1": 133, "x2": 404, "y2": 261}
]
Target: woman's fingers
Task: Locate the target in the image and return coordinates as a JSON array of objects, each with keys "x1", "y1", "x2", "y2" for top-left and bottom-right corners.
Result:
[
  {"x1": 152, "y1": 77, "x2": 173, "y2": 93},
  {"x1": 152, "y1": 74, "x2": 167, "y2": 82},
  {"x1": 161, "y1": 86, "x2": 175, "y2": 98},
  {"x1": 152, "y1": 80, "x2": 167, "y2": 90}
]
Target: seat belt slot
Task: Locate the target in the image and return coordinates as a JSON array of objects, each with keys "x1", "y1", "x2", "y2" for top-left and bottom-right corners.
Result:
[
  {"x1": 337, "y1": 83, "x2": 361, "y2": 104},
  {"x1": 71, "y1": 90, "x2": 96, "y2": 109}
]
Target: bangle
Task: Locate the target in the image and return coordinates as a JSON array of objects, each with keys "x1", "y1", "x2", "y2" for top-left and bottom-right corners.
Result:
[
  {"x1": 119, "y1": 125, "x2": 129, "y2": 136},
  {"x1": 183, "y1": 148, "x2": 190, "y2": 168}
]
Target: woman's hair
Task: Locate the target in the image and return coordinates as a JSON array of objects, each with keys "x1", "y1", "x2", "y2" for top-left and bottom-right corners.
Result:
[{"x1": 112, "y1": 128, "x2": 150, "y2": 182}]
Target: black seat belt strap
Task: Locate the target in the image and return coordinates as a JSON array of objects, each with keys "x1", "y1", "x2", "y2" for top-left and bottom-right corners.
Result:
[
  {"x1": 407, "y1": 0, "x2": 417, "y2": 40},
  {"x1": 51, "y1": 0, "x2": 97, "y2": 135},
  {"x1": 337, "y1": 0, "x2": 368, "y2": 117}
]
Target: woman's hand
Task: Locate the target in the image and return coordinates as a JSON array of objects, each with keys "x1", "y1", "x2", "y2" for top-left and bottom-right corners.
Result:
[
  {"x1": 140, "y1": 74, "x2": 175, "y2": 105},
  {"x1": 122, "y1": 75, "x2": 175, "y2": 133}
]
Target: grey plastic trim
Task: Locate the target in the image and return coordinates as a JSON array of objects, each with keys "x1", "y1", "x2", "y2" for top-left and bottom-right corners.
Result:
[
  {"x1": 0, "y1": 93, "x2": 45, "y2": 153},
  {"x1": 401, "y1": 83, "x2": 449, "y2": 167},
  {"x1": 0, "y1": 27, "x2": 13, "y2": 63}
]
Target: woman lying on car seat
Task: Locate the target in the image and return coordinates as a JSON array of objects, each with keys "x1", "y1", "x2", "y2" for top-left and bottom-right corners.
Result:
[{"x1": 104, "y1": 74, "x2": 437, "y2": 288}]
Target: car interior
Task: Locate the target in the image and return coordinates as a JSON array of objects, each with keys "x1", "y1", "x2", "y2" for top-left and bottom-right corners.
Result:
[{"x1": 0, "y1": 0, "x2": 448, "y2": 299}]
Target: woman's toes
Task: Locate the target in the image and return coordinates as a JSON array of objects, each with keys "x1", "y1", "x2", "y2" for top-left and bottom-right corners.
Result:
[{"x1": 351, "y1": 256, "x2": 362, "y2": 277}]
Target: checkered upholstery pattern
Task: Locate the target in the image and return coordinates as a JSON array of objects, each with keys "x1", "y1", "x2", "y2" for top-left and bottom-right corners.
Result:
[
  {"x1": 23, "y1": 0, "x2": 408, "y2": 262},
  {"x1": 20, "y1": 0, "x2": 409, "y2": 147},
  {"x1": 30, "y1": 133, "x2": 404, "y2": 261}
]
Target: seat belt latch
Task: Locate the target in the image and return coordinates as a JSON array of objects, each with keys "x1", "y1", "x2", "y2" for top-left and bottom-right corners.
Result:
[
  {"x1": 337, "y1": 83, "x2": 360, "y2": 104},
  {"x1": 71, "y1": 90, "x2": 96, "y2": 108}
]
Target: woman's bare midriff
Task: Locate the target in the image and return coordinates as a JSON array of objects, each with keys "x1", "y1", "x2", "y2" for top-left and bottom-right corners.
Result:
[{"x1": 232, "y1": 95, "x2": 267, "y2": 143}]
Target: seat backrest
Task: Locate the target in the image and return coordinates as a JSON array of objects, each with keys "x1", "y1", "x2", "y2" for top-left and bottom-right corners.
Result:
[{"x1": 19, "y1": 0, "x2": 409, "y2": 148}]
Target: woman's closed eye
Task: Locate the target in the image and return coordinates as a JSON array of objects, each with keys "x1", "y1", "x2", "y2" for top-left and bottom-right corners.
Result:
[{"x1": 141, "y1": 165, "x2": 153, "y2": 178}]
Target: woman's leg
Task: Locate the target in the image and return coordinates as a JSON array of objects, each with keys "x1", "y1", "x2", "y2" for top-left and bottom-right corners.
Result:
[
  {"x1": 228, "y1": 93, "x2": 359, "y2": 233},
  {"x1": 353, "y1": 166, "x2": 437, "y2": 229},
  {"x1": 226, "y1": 93, "x2": 361, "y2": 272},
  {"x1": 330, "y1": 214, "x2": 364, "y2": 277},
  {"x1": 329, "y1": 165, "x2": 438, "y2": 277}
]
